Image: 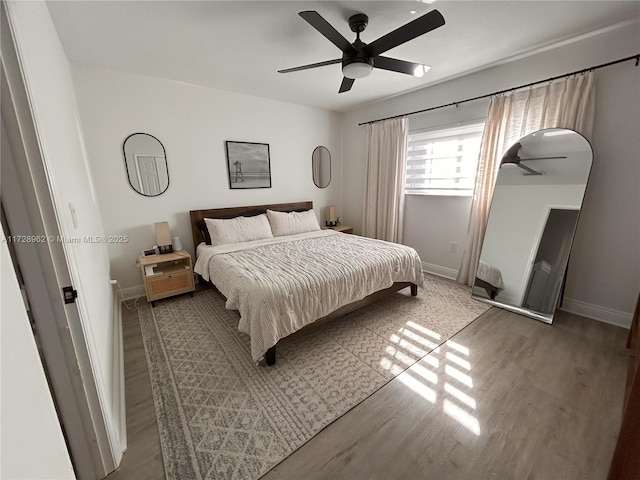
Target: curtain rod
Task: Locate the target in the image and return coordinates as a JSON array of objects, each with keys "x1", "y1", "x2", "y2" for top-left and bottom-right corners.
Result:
[{"x1": 358, "y1": 53, "x2": 640, "y2": 126}]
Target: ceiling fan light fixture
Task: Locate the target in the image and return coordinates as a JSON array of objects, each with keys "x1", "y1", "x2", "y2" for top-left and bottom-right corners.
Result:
[
  {"x1": 342, "y1": 60, "x2": 373, "y2": 79},
  {"x1": 413, "y1": 64, "x2": 430, "y2": 78}
]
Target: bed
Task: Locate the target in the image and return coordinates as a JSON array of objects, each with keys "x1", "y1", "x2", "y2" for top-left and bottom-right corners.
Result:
[
  {"x1": 189, "y1": 201, "x2": 424, "y2": 365},
  {"x1": 474, "y1": 260, "x2": 505, "y2": 299}
]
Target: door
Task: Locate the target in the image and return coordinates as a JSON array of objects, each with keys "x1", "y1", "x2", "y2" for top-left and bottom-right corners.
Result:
[
  {"x1": 134, "y1": 154, "x2": 162, "y2": 195},
  {"x1": 1, "y1": 6, "x2": 115, "y2": 477}
]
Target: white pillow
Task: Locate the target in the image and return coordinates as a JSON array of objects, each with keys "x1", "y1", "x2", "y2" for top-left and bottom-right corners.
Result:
[
  {"x1": 204, "y1": 214, "x2": 273, "y2": 246},
  {"x1": 266, "y1": 209, "x2": 320, "y2": 237}
]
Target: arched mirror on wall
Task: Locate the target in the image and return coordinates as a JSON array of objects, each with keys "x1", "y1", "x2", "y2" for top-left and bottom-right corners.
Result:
[
  {"x1": 122, "y1": 133, "x2": 169, "y2": 196},
  {"x1": 472, "y1": 128, "x2": 593, "y2": 324},
  {"x1": 312, "y1": 146, "x2": 331, "y2": 188}
]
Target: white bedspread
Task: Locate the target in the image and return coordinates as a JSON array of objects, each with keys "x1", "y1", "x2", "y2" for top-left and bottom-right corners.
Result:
[
  {"x1": 194, "y1": 230, "x2": 424, "y2": 361},
  {"x1": 476, "y1": 261, "x2": 505, "y2": 290}
]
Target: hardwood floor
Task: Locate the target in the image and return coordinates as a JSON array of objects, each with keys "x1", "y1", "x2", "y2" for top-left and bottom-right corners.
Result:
[
  {"x1": 106, "y1": 302, "x2": 629, "y2": 480},
  {"x1": 106, "y1": 302, "x2": 164, "y2": 480}
]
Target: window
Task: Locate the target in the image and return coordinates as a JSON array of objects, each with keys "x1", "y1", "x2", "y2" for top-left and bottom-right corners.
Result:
[{"x1": 405, "y1": 121, "x2": 485, "y2": 196}]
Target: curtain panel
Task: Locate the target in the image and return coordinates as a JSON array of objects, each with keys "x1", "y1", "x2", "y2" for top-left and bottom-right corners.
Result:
[
  {"x1": 362, "y1": 117, "x2": 409, "y2": 243},
  {"x1": 457, "y1": 72, "x2": 596, "y2": 286}
]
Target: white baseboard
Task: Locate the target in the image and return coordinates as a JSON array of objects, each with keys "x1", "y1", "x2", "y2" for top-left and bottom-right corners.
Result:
[
  {"x1": 560, "y1": 297, "x2": 632, "y2": 328},
  {"x1": 420, "y1": 263, "x2": 632, "y2": 329},
  {"x1": 423, "y1": 262, "x2": 458, "y2": 281},
  {"x1": 111, "y1": 291, "x2": 127, "y2": 462}
]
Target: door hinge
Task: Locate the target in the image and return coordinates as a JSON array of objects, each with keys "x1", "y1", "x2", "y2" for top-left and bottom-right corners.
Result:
[{"x1": 62, "y1": 286, "x2": 78, "y2": 304}]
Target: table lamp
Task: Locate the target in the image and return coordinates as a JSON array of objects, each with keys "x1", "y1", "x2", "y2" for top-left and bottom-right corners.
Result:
[{"x1": 155, "y1": 222, "x2": 173, "y2": 254}]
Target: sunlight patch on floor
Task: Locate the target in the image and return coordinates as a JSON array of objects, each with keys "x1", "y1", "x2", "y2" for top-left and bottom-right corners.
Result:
[
  {"x1": 444, "y1": 382, "x2": 477, "y2": 409},
  {"x1": 446, "y1": 339, "x2": 470, "y2": 356},
  {"x1": 443, "y1": 398, "x2": 481, "y2": 435},
  {"x1": 382, "y1": 321, "x2": 481, "y2": 436},
  {"x1": 400, "y1": 327, "x2": 440, "y2": 349},
  {"x1": 446, "y1": 351, "x2": 471, "y2": 370},
  {"x1": 397, "y1": 370, "x2": 437, "y2": 404},
  {"x1": 405, "y1": 320, "x2": 442, "y2": 341},
  {"x1": 445, "y1": 364, "x2": 473, "y2": 388},
  {"x1": 410, "y1": 360, "x2": 438, "y2": 385}
]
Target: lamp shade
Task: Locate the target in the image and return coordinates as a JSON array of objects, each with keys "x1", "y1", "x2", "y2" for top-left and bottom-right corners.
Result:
[
  {"x1": 154, "y1": 222, "x2": 172, "y2": 247},
  {"x1": 326, "y1": 205, "x2": 337, "y2": 223}
]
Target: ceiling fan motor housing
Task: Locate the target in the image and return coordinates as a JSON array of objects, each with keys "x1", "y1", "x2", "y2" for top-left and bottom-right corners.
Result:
[
  {"x1": 343, "y1": 15, "x2": 373, "y2": 79},
  {"x1": 348, "y1": 13, "x2": 369, "y2": 33},
  {"x1": 342, "y1": 39, "x2": 373, "y2": 78}
]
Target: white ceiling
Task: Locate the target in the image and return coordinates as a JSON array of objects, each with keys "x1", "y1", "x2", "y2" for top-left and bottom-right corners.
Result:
[{"x1": 47, "y1": 1, "x2": 640, "y2": 113}]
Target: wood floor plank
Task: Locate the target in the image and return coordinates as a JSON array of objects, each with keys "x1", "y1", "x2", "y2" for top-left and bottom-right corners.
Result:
[{"x1": 106, "y1": 301, "x2": 628, "y2": 480}]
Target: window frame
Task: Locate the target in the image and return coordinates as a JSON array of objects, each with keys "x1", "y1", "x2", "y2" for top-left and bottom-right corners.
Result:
[{"x1": 404, "y1": 119, "x2": 486, "y2": 197}]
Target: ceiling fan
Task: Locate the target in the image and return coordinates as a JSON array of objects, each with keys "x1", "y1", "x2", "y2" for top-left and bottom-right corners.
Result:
[
  {"x1": 278, "y1": 9, "x2": 445, "y2": 93},
  {"x1": 500, "y1": 142, "x2": 567, "y2": 176}
]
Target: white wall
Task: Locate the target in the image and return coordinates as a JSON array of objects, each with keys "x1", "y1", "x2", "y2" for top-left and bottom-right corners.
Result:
[
  {"x1": 1, "y1": 225, "x2": 75, "y2": 479},
  {"x1": 6, "y1": 0, "x2": 123, "y2": 465},
  {"x1": 404, "y1": 194, "x2": 472, "y2": 279},
  {"x1": 72, "y1": 65, "x2": 343, "y2": 290},
  {"x1": 342, "y1": 22, "x2": 640, "y2": 324}
]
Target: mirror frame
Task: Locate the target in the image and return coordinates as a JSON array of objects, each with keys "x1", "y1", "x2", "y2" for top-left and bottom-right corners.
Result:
[
  {"x1": 122, "y1": 132, "x2": 169, "y2": 197},
  {"x1": 471, "y1": 128, "x2": 593, "y2": 324},
  {"x1": 312, "y1": 146, "x2": 331, "y2": 188}
]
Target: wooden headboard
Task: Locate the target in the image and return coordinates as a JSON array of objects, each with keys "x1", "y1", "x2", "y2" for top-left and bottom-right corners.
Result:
[{"x1": 189, "y1": 201, "x2": 313, "y2": 247}]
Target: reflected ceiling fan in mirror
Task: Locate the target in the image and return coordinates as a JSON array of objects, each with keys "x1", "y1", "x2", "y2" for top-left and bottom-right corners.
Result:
[
  {"x1": 500, "y1": 141, "x2": 568, "y2": 176},
  {"x1": 278, "y1": 9, "x2": 445, "y2": 93}
]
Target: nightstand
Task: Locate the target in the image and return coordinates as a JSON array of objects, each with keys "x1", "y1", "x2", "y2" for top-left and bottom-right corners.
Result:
[
  {"x1": 322, "y1": 225, "x2": 354, "y2": 234},
  {"x1": 137, "y1": 250, "x2": 195, "y2": 306}
]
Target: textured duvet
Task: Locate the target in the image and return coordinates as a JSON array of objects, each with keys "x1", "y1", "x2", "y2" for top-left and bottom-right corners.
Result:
[{"x1": 194, "y1": 230, "x2": 424, "y2": 361}]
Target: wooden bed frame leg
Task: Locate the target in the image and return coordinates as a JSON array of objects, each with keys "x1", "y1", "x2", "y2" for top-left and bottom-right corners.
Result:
[
  {"x1": 265, "y1": 346, "x2": 276, "y2": 366},
  {"x1": 410, "y1": 284, "x2": 418, "y2": 296}
]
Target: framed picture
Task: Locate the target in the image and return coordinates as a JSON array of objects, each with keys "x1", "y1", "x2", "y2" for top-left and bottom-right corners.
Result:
[{"x1": 225, "y1": 141, "x2": 272, "y2": 189}]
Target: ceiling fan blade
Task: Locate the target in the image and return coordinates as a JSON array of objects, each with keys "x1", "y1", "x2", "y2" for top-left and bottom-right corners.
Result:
[
  {"x1": 517, "y1": 163, "x2": 544, "y2": 176},
  {"x1": 374, "y1": 56, "x2": 429, "y2": 76},
  {"x1": 339, "y1": 77, "x2": 355, "y2": 93},
  {"x1": 299, "y1": 11, "x2": 356, "y2": 53},
  {"x1": 278, "y1": 58, "x2": 341, "y2": 74},
  {"x1": 366, "y1": 9, "x2": 445, "y2": 57}
]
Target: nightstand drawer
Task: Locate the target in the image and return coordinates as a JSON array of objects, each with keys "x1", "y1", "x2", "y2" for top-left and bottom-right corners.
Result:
[{"x1": 147, "y1": 271, "x2": 192, "y2": 299}]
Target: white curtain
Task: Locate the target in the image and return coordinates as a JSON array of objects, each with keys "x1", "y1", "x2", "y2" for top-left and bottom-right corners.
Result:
[
  {"x1": 362, "y1": 117, "x2": 408, "y2": 243},
  {"x1": 457, "y1": 72, "x2": 596, "y2": 286}
]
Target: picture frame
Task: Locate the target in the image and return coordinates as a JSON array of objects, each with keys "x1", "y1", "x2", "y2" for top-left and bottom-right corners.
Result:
[{"x1": 225, "y1": 141, "x2": 272, "y2": 189}]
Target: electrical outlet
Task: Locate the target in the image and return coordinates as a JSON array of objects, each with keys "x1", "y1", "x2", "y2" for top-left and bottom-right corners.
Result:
[{"x1": 449, "y1": 242, "x2": 458, "y2": 253}]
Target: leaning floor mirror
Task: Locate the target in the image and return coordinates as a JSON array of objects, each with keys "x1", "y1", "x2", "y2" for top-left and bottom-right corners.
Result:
[{"x1": 472, "y1": 128, "x2": 593, "y2": 324}]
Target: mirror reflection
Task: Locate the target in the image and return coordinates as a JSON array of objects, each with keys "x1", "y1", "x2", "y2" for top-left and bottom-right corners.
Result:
[
  {"x1": 123, "y1": 133, "x2": 169, "y2": 196},
  {"x1": 312, "y1": 146, "x2": 331, "y2": 188},
  {"x1": 472, "y1": 128, "x2": 593, "y2": 324}
]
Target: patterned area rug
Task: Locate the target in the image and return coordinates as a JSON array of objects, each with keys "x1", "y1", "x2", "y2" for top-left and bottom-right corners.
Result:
[{"x1": 138, "y1": 274, "x2": 490, "y2": 480}]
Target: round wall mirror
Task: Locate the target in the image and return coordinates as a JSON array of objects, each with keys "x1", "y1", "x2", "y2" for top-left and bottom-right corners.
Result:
[
  {"x1": 312, "y1": 146, "x2": 331, "y2": 188},
  {"x1": 122, "y1": 133, "x2": 169, "y2": 196}
]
